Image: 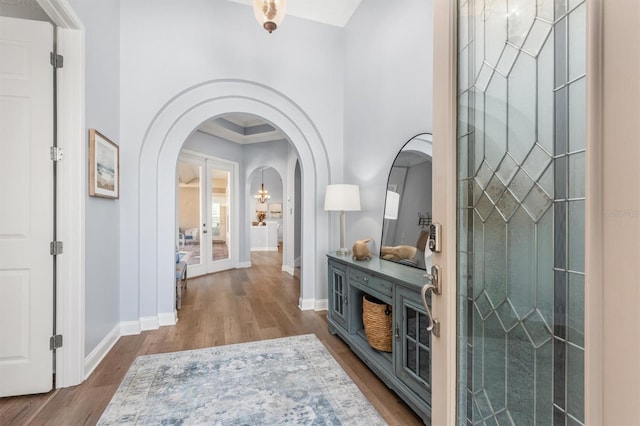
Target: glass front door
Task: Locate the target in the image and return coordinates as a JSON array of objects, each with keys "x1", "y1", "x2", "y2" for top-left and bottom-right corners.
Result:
[{"x1": 456, "y1": 0, "x2": 586, "y2": 424}]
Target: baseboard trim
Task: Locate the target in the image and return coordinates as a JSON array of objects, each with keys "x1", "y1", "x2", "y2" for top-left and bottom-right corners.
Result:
[
  {"x1": 294, "y1": 256, "x2": 301, "y2": 268},
  {"x1": 83, "y1": 313, "x2": 175, "y2": 381},
  {"x1": 314, "y1": 299, "x2": 328, "y2": 311},
  {"x1": 140, "y1": 316, "x2": 159, "y2": 331},
  {"x1": 120, "y1": 320, "x2": 141, "y2": 336},
  {"x1": 237, "y1": 261, "x2": 252, "y2": 268},
  {"x1": 159, "y1": 311, "x2": 177, "y2": 326},
  {"x1": 84, "y1": 323, "x2": 120, "y2": 380},
  {"x1": 281, "y1": 264, "x2": 295, "y2": 275}
]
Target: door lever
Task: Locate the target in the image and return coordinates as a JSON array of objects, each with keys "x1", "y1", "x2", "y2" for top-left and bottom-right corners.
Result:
[{"x1": 421, "y1": 265, "x2": 441, "y2": 337}]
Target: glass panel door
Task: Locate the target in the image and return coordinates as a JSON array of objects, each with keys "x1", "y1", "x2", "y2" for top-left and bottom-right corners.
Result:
[
  {"x1": 210, "y1": 168, "x2": 230, "y2": 262},
  {"x1": 178, "y1": 155, "x2": 235, "y2": 276},
  {"x1": 456, "y1": 0, "x2": 585, "y2": 424},
  {"x1": 177, "y1": 157, "x2": 204, "y2": 273},
  {"x1": 207, "y1": 162, "x2": 233, "y2": 273}
]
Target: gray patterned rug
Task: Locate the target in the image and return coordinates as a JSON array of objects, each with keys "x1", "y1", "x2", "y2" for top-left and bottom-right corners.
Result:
[{"x1": 98, "y1": 334, "x2": 386, "y2": 425}]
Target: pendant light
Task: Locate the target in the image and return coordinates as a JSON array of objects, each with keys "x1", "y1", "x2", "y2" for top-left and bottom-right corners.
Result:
[
  {"x1": 255, "y1": 168, "x2": 271, "y2": 204},
  {"x1": 253, "y1": 0, "x2": 287, "y2": 33}
]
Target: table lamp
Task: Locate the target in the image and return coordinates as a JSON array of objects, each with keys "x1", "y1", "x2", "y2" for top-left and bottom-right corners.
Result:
[{"x1": 324, "y1": 184, "x2": 361, "y2": 255}]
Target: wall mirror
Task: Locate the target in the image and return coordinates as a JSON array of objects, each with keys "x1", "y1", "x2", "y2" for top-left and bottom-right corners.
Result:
[{"x1": 380, "y1": 133, "x2": 433, "y2": 270}]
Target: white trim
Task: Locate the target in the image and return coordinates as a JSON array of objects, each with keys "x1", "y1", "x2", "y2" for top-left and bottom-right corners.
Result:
[
  {"x1": 83, "y1": 324, "x2": 119, "y2": 380},
  {"x1": 314, "y1": 299, "x2": 328, "y2": 311},
  {"x1": 36, "y1": 0, "x2": 82, "y2": 27},
  {"x1": 120, "y1": 321, "x2": 142, "y2": 336},
  {"x1": 158, "y1": 312, "x2": 177, "y2": 326},
  {"x1": 299, "y1": 298, "x2": 314, "y2": 311},
  {"x1": 281, "y1": 264, "x2": 295, "y2": 275},
  {"x1": 140, "y1": 316, "x2": 159, "y2": 331},
  {"x1": 136, "y1": 80, "x2": 331, "y2": 326},
  {"x1": 34, "y1": 0, "x2": 85, "y2": 389},
  {"x1": 585, "y1": 1, "x2": 603, "y2": 424},
  {"x1": 250, "y1": 247, "x2": 278, "y2": 252},
  {"x1": 237, "y1": 261, "x2": 252, "y2": 268},
  {"x1": 432, "y1": 0, "x2": 458, "y2": 424}
]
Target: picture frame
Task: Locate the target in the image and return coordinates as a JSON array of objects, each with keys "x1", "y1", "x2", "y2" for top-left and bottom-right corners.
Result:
[
  {"x1": 269, "y1": 202, "x2": 282, "y2": 218},
  {"x1": 89, "y1": 129, "x2": 119, "y2": 199}
]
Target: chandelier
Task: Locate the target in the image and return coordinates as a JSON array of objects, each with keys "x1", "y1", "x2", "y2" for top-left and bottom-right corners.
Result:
[
  {"x1": 255, "y1": 168, "x2": 271, "y2": 203},
  {"x1": 253, "y1": 0, "x2": 287, "y2": 33}
]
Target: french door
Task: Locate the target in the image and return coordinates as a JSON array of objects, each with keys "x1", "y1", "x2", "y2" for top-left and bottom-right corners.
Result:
[
  {"x1": 430, "y1": 0, "x2": 586, "y2": 424},
  {"x1": 178, "y1": 154, "x2": 235, "y2": 276}
]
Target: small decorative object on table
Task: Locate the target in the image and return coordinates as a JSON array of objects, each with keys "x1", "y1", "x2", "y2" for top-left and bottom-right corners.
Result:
[{"x1": 352, "y1": 237, "x2": 373, "y2": 260}]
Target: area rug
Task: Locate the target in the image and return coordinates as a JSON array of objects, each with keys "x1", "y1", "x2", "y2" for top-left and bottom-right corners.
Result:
[{"x1": 98, "y1": 334, "x2": 386, "y2": 425}]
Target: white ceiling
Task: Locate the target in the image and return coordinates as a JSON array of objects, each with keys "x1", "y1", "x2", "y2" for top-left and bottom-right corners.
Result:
[{"x1": 226, "y1": 0, "x2": 362, "y2": 27}]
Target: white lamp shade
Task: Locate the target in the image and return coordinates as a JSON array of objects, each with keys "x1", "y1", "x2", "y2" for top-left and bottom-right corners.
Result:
[
  {"x1": 384, "y1": 190, "x2": 400, "y2": 220},
  {"x1": 324, "y1": 184, "x2": 361, "y2": 211},
  {"x1": 253, "y1": 0, "x2": 287, "y2": 32}
]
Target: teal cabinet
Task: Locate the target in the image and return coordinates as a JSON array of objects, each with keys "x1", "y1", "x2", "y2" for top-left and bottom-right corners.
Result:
[
  {"x1": 395, "y1": 286, "x2": 431, "y2": 400},
  {"x1": 327, "y1": 254, "x2": 431, "y2": 423}
]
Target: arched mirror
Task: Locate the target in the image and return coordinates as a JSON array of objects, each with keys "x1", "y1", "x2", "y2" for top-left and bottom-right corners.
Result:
[{"x1": 380, "y1": 133, "x2": 433, "y2": 270}]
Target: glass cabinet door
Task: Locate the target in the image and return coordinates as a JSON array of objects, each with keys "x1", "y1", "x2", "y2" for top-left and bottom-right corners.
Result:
[
  {"x1": 328, "y1": 262, "x2": 349, "y2": 331},
  {"x1": 395, "y1": 286, "x2": 431, "y2": 401}
]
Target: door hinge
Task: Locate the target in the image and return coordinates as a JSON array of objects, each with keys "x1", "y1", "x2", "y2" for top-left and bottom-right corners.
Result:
[
  {"x1": 50, "y1": 52, "x2": 64, "y2": 68},
  {"x1": 50, "y1": 334, "x2": 63, "y2": 350},
  {"x1": 50, "y1": 146, "x2": 64, "y2": 162},
  {"x1": 50, "y1": 241, "x2": 64, "y2": 255}
]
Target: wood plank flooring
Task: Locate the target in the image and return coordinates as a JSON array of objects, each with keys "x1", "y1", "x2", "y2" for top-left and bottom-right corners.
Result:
[{"x1": 0, "y1": 251, "x2": 423, "y2": 425}]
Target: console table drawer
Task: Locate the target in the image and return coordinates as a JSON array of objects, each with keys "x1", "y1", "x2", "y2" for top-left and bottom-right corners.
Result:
[{"x1": 349, "y1": 269, "x2": 392, "y2": 297}]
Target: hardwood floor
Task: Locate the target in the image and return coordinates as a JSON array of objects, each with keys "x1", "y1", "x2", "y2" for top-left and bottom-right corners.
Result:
[{"x1": 0, "y1": 251, "x2": 423, "y2": 425}]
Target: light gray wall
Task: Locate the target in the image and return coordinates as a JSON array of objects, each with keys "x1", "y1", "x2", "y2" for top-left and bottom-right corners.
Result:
[
  {"x1": 67, "y1": 0, "x2": 121, "y2": 356},
  {"x1": 294, "y1": 160, "x2": 301, "y2": 260},
  {"x1": 243, "y1": 140, "x2": 289, "y2": 257},
  {"x1": 250, "y1": 167, "x2": 283, "y2": 239},
  {"x1": 119, "y1": 0, "x2": 344, "y2": 321},
  {"x1": 343, "y1": 0, "x2": 433, "y2": 252},
  {"x1": 68, "y1": 0, "x2": 433, "y2": 352}
]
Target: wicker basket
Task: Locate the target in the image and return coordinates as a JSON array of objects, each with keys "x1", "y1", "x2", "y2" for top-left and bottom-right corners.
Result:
[{"x1": 362, "y1": 295, "x2": 393, "y2": 352}]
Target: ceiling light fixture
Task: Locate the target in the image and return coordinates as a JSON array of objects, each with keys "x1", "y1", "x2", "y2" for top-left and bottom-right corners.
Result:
[
  {"x1": 255, "y1": 167, "x2": 271, "y2": 203},
  {"x1": 253, "y1": 0, "x2": 287, "y2": 33}
]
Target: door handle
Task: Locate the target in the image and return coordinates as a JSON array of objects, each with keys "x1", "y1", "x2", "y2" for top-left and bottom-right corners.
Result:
[
  {"x1": 202, "y1": 223, "x2": 208, "y2": 234},
  {"x1": 421, "y1": 265, "x2": 441, "y2": 338}
]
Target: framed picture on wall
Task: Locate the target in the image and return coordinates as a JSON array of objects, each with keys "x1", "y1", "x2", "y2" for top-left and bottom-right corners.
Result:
[
  {"x1": 269, "y1": 202, "x2": 282, "y2": 218},
  {"x1": 89, "y1": 129, "x2": 119, "y2": 199}
]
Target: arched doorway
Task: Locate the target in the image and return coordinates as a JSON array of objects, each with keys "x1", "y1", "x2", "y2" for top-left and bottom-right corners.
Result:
[{"x1": 138, "y1": 80, "x2": 332, "y2": 322}]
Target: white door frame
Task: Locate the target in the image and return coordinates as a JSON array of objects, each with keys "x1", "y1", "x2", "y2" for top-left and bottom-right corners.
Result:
[
  {"x1": 432, "y1": 0, "x2": 607, "y2": 424},
  {"x1": 431, "y1": 0, "x2": 458, "y2": 424},
  {"x1": 178, "y1": 150, "x2": 239, "y2": 277},
  {"x1": 36, "y1": 0, "x2": 85, "y2": 388}
]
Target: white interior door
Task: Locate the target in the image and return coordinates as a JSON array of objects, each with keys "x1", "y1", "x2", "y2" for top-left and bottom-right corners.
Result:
[{"x1": 0, "y1": 16, "x2": 54, "y2": 397}]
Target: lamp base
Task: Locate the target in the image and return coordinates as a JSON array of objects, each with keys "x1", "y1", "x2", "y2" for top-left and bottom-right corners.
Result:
[{"x1": 336, "y1": 248, "x2": 351, "y2": 256}]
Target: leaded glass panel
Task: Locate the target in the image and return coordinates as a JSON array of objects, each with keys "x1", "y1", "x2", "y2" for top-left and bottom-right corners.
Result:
[{"x1": 456, "y1": 0, "x2": 585, "y2": 424}]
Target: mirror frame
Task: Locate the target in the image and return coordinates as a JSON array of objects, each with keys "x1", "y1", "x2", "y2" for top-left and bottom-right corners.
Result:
[{"x1": 380, "y1": 133, "x2": 433, "y2": 270}]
